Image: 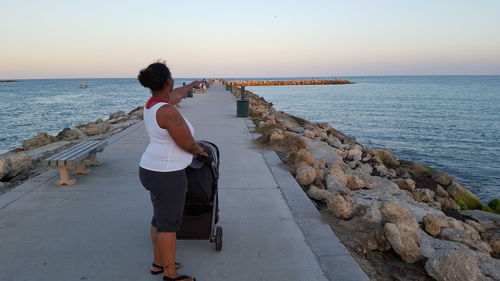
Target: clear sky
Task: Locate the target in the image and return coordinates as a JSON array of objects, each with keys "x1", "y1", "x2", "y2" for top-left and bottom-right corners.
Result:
[{"x1": 1, "y1": 0, "x2": 499, "y2": 78}]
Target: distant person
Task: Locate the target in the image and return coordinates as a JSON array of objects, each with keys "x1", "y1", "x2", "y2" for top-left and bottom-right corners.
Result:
[
  {"x1": 137, "y1": 61, "x2": 205, "y2": 281},
  {"x1": 201, "y1": 79, "x2": 207, "y2": 94}
]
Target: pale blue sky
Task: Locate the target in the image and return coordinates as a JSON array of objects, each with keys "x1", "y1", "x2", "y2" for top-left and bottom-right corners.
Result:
[{"x1": 1, "y1": 0, "x2": 499, "y2": 78}]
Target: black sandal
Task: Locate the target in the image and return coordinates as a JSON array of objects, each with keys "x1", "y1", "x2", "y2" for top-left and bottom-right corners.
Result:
[
  {"x1": 163, "y1": 275, "x2": 196, "y2": 281},
  {"x1": 150, "y1": 262, "x2": 183, "y2": 275}
]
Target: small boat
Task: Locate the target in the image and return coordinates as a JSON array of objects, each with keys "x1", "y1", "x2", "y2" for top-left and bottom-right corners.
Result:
[{"x1": 80, "y1": 81, "x2": 88, "y2": 89}]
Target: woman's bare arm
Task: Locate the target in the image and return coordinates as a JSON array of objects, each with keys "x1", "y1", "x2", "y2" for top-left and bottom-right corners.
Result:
[
  {"x1": 156, "y1": 105, "x2": 207, "y2": 155},
  {"x1": 169, "y1": 81, "x2": 202, "y2": 104}
]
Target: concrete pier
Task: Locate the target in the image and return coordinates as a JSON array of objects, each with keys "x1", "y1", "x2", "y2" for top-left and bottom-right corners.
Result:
[{"x1": 0, "y1": 83, "x2": 368, "y2": 281}]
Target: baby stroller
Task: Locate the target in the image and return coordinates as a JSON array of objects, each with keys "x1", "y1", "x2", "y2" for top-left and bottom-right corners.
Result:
[{"x1": 177, "y1": 141, "x2": 223, "y2": 251}]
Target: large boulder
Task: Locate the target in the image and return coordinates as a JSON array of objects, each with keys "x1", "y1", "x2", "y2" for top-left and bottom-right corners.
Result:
[
  {"x1": 481, "y1": 228, "x2": 500, "y2": 254},
  {"x1": 307, "y1": 139, "x2": 345, "y2": 165},
  {"x1": 346, "y1": 175, "x2": 365, "y2": 190},
  {"x1": 435, "y1": 196, "x2": 460, "y2": 211},
  {"x1": 446, "y1": 181, "x2": 482, "y2": 210},
  {"x1": 81, "y1": 123, "x2": 111, "y2": 136},
  {"x1": 368, "y1": 148, "x2": 400, "y2": 168},
  {"x1": 380, "y1": 201, "x2": 422, "y2": 263},
  {"x1": 393, "y1": 178, "x2": 416, "y2": 192},
  {"x1": 128, "y1": 106, "x2": 144, "y2": 119},
  {"x1": 306, "y1": 185, "x2": 331, "y2": 202},
  {"x1": 22, "y1": 132, "x2": 55, "y2": 150},
  {"x1": 374, "y1": 164, "x2": 396, "y2": 178},
  {"x1": 56, "y1": 127, "x2": 80, "y2": 141},
  {"x1": 325, "y1": 169, "x2": 350, "y2": 195},
  {"x1": 283, "y1": 148, "x2": 315, "y2": 167},
  {"x1": 425, "y1": 248, "x2": 482, "y2": 281},
  {"x1": 412, "y1": 188, "x2": 435, "y2": 202},
  {"x1": 429, "y1": 170, "x2": 453, "y2": 186},
  {"x1": 109, "y1": 111, "x2": 126, "y2": 120},
  {"x1": 326, "y1": 194, "x2": 354, "y2": 220},
  {"x1": 295, "y1": 163, "x2": 316, "y2": 186},
  {"x1": 0, "y1": 159, "x2": 10, "y2": 180}
]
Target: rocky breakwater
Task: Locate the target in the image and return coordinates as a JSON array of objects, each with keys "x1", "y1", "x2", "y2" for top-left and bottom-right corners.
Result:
[
  {"x1": 227, "y1": 85, "x2": 500, "y2": 281},
  {"x1": 227, "y1": 79, "x2": 353, "y2": 87},
  {"x1": 0, "y1": 107, "x2": 144, "y2": 192}
]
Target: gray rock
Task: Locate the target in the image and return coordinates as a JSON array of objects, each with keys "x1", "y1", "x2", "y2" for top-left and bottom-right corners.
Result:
[
  {"x1": 303, "y1": 129, "x2": 315, "y2": 139},
  {"x1": 325, "y1": 172, "x2": 351, "y2": 196},
  {"x1": 295, "y1": 163, "x2": 316, "y2": 186},
  {"x1": 109, "y1": 111, "x2": 126, "y2": 120},
  {"x1": 22, "y1": 132, "x2": 56, "y2": 150},
  {"x1": 435, "y1": 196, "x2": 460, "y2": 211},
  {"x1": 412, "y1": 189, "x2": 435, "y2": 202},
  {"x1": 481, "y1": 228, "x2": 500, "y2": 254},
  {"x1": 289, "y1": 126, "x2": 304, "y2": 134},
  {"x1": 346, "y1": 175, "x2": 365, "y2": 190},
  {"x1": 306, "y1": 185, "x2": 331, "y2": 202},
  {"x1": 361, "y1": 203, "x2": 383, "y2": 223},
  {"x1": 81, "y1": 123, "x2": 111, "y2": 136},
  {"x1": 347, "y1": 160, "x2": 360, "y2": 169},
  {"x1": 430, "y1": 170, "x2": 453, "y2": 186},
  {"x1": 425, "y1": 248, "x2": 483, "y2": 281},
  {"x1": 380, "y1": 201, "x2": 423, "y2": 263},
  {"x1": 435, "y1": 184, "x2": 449, "y2": 197},
  {"x1": 374, "y1": 164, "x2": 396, "y2": 178},
  {"x1": 326, "y1": 194, "x2": 354, "y2": 220},
  {"x1": 307, "y1": 139, "x2": 345, "y2": 165},
  {"x1": 367, "y1": 148, "x2": 400, "y2": 167},
  {"x1": 56, "y1": 128, "x2": 80, "y2": 141},
  {"x1": 355, "y1": 163, "x2": 373, "y2": 175},
  {"x1": 5, "y1": 154, "x2": 31, "y2": 178},
  {"x1": 0, "y1": 159, "x2": 10, "y2": 180},
  {"x1": 440, "y1": 227, "x2": 475, "y2": 247},
  {"x1": 461, "y1": 210, "x2": 500, "y2": 226},
  {"x1": 317, "y1": 122, "x2": 332, "y2": 132},
  {"x1": 393, "y1": 178, "x2": 416, "y2": 192}
]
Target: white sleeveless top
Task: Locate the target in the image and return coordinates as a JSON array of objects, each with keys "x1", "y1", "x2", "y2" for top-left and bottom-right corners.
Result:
[{"x1": 139, "y1": 102, "x2": 195, "y2": 172}]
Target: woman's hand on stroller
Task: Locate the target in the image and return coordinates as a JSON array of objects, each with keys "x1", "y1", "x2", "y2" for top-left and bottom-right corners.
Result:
[{"x1": 195, "y1": 145, "x2": 209, "y2": 157}]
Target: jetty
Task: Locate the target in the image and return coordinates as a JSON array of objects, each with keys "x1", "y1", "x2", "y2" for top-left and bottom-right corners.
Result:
[
  {"x1": 0, "y1": 82, "x2": 368, "y2": 280},
  {"x1": 227, "y1": 79, "x2": 352, "y2": 86}
]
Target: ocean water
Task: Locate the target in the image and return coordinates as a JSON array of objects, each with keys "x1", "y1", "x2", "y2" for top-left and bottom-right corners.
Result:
[
  {"x1": 243, "y1": 76, "x2": 500, "y2": 202},
  {"x1": 1, "y1": 76, "x2": 499, "y2": 202},
  {"x1": 0, "y1": 78, "x2": 193, "y2": 154}
]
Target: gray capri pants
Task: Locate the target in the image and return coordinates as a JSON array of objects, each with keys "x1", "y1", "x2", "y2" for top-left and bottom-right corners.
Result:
[{"x1": 139, "y1": 167, "x2": 187, "y2": 232}]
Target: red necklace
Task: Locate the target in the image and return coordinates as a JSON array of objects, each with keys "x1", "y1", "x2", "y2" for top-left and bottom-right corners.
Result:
[{"x1": 145, "y1": 97, "x2": 172, "y2": 109}]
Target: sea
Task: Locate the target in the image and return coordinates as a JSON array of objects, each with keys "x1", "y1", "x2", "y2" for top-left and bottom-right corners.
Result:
[{"x1": 1, "y1": 76, "x2": 499, "y2": 202}]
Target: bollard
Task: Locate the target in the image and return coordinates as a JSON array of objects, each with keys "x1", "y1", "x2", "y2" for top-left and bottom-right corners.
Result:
[{"x1": 236, "y1": 86, "x2": 249, "y2": 117}]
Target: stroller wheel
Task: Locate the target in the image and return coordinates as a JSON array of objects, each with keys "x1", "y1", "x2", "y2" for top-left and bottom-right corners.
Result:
[{"x1": 215, "y1": 226, "x2": 223, "y2": 251}]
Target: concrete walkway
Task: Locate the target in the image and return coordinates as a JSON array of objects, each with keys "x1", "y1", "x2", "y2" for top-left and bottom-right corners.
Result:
[{"x1": 0, "y1": 83, "x2": 369, "y2": 281}]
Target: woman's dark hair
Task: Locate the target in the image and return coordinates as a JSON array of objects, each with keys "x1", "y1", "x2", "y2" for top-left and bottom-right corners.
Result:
[{"x1": 138, "y1": 61, "x2": 172, "y2": 91}]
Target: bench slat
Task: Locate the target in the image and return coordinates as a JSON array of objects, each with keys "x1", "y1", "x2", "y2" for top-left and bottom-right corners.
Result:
[
  {"x1": 44, "y1": 141, "x2": 96, "y2": 162},
  {"x1": 57, "y1": 141, "x2": 103, "y2": 166},
  {"x1": 42, "y1": 140, "x2": 105, "y2": 167},
  {"x1": 54, "y1": 141, "x2": 99, "y2": 166},
  {"x1": 43, "y1": 142, "x2": 96, "y2": 166},
  {"x1": 64, "y1": 142, "x2": 107, "y2": 165}
]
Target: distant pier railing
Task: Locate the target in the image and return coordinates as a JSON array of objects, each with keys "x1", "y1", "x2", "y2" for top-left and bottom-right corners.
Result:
[{"x1": 226, "y1": 79, "x2": 353, "y2": 86}]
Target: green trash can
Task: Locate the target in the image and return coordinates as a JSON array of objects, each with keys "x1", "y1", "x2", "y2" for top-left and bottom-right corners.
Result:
[
  {"x1": 187, "y1": 90, "x2": 193, "y2": 98},
  {"x1": 236, "y1": 100, "x2": 249, "y2": 117}
]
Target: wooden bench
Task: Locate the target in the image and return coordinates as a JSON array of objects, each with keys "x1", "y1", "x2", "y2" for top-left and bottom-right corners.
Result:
[{"x1": 42, "y1": 140, "x2": 108, "y2": 185}]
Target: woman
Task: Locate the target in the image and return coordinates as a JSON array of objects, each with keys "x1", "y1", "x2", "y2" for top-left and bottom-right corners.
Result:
[{"x1": 138, "y1": 61, "x2": 205, "y2": 281}]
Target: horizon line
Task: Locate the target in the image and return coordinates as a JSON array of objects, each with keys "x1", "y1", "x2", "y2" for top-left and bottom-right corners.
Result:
[{"x1": 2, "y1": 74, "x2": 500, "y2": 81}]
